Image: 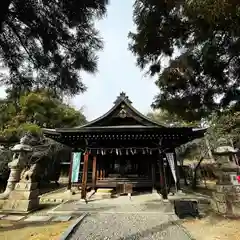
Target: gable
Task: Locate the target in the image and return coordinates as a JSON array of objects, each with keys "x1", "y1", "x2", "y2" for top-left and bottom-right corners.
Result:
[{"x1": 78, "y1": 92, "x2": 166, "y2": 128}]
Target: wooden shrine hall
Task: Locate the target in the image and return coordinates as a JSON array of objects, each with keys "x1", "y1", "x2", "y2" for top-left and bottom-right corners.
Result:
[{"x1": 43, "y1": 92, "x2": 206, "y2": 199}]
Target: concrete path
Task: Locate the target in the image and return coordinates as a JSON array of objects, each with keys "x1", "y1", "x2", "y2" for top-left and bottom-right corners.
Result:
[{"x1": 56, "y1": 193, "x2": 192, "y2": 240}]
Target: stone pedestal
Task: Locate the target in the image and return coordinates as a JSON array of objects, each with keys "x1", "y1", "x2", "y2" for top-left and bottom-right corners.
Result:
[
  {"x1": 211, "y1": 144, "x2": 240, "y2": 217},
  {"x1": 0, "y1": 165, "x2": 22, "y2": 199},
  {"x1": 211, "y1": 185, "x2": 240, "y2": 216},
  {"x1": 1, "y1": 182, "x2": 39, "y2": 213},
  {"x1": 0, "y1": 140, "x2": 33, "y2": 200}
]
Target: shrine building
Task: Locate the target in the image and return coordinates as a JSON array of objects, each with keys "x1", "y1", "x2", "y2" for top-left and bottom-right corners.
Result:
[{"x1": 43, "y1": 92, "x2": 206, "y2": 199}]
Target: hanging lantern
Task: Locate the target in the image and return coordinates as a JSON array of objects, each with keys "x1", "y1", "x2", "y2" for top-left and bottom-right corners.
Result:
[
  {"x1": 126, "y1": 149, "x2": 129, "y2": 155},
  {"x1": 116, "y1": 149, "x2": 119, "y2": 155},
  {"x1": 119, "y1": 149, "x2": 122, "y2": 155},
  {"x1": 149, "y1": 149, "x2": 152, "y2": 155},
  {"x1": 97, "y1": 149, "x2": 100, "y2": 155},
  {"x1": 130, "y1": 148, "x2": 134, "y2": 155},
  {"x1": 134, "y1": 148, "x2": 137, "y2": 154},
  {"x1": 110, "y1": 149, "x2": 114, "y2": 154},
  {"x1": 101, "y1": 149, "x2": 105, "y2": 155},
  {"x1": 142, "y1": 148, "x2": 146, "y2": 154}
]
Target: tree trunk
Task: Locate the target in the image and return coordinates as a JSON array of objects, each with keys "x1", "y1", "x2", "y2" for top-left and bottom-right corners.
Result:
[
  {"x1": 205, "y1": 137, "x2": 213, "y2": 160},
  {"x1": 192, "y1": 157, "x2": 204, "y2": 190},
  {"x1": 180, "y1": 164, "x2": 188, "y2": 186}
]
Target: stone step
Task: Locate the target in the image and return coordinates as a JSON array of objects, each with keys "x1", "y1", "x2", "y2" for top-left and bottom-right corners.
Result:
[
  {"x1": 91, "y1": 192, "x2": 113, "y2": 200},
  {"x1": 96, "y1": 188, "x2": 113, "y2": 193}
]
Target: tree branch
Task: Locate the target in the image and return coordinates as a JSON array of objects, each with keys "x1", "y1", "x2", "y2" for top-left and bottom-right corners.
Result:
[
  {"x1": 0, "y1": 0, "x2": 12, "y2": 34},
  {"x1": 6, "y1": 21, "x2": 39, "y2": 68}
]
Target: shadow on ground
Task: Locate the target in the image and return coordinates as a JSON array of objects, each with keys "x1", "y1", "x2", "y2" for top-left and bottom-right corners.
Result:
[
  {"x1": 116, "y1": 220, "x2": 186, "y2": 240},
  {"x1": 0, "y1": 219, "x2": 70, "y2": 232}
]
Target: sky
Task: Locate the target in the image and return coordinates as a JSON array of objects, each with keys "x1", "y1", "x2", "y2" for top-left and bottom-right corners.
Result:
[
  {"x1": 71, "y1": 0, "x2": 160, "y2": 120},
  {"x1": 0, "y1": 0, "x2": 165, "y2": 121}
]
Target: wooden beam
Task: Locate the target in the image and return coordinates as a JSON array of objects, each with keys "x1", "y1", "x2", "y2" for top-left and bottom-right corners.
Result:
[
  {"x1": 92, "y1": 155, "x2": 97, "y2": 190},
  {"x1": 81, "y1": 152, "x2": 89, "y2": 199}
]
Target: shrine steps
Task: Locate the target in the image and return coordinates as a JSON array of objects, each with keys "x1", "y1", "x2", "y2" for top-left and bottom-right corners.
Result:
[{"x1": 96, "y1": 177, "x2": 153, "y2": 188}]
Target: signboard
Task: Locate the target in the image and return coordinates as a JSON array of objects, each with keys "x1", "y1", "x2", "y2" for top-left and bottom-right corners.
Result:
[
  {"x1": 124, "y1": 183, "x2": 133, "y2": 194},
  {"x1": 71, "y1": 152, "x2": 82, "y2": 183},
  {"x1": 166, "y1": 153, "x2": 177, "y2": 183},
  {"x1": 230, "y1": 174, "x2": 240, "y2": 185}
]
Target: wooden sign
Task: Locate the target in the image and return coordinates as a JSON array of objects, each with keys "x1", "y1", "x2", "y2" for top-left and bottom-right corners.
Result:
[
  {"x1": 116, "y1": 183, "x2": 133, "y2": 195},
  {"x1": 166, "y1": 153, "x2": 177, "y2": 183},
  {"x1": 124, "y1": 183, "x2": 133, "y2": 194},
  {"x1": 71, "y1": 152, "x2": 82, "y2": 183},
  {"x1": 230, "y1": 174, "x2": 240, "y2": 185}
]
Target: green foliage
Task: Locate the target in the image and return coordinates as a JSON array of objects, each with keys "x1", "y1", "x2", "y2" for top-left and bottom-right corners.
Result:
[
  {"x1": 147, "y1": 109, "x2": 207, "y2": 160},
  {"x1": 129, "y1": 0, "x2": 240, "y2": 121},
  {"x1": 0, "y1": 148, "x2": 12, "y2": 180},
  {"x1": 207, "y1": 109, "x2": 240, "y2": 148},
  {"x1": 0, "y1": 89, "x2": 87, "y2": 140},
  {"x1": 186, "y1": 0, "x2": 240, "y2": 25},
  {"x1": 146, "y1": 110, "x2": 200, "y2": 127},
  {"x1": 0, "y1": 0, "x2": 108, "y2": 95}
]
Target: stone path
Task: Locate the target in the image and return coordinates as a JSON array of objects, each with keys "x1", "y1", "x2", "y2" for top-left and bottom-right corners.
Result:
[
  {"x1": 57, "y1": 193, "x2": 193, "y2": 240},
  {"x1": 0, "y1": 214, "x2": 73, "y2": 222},
  {"x1": 49, "y1": 193, "x2": 173, "y2": 214}
]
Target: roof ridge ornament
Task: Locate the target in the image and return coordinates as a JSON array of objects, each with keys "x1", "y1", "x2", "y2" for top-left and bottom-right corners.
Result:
[{"x1": 113, "y1": 92, "x2": 132, "y2": 105}]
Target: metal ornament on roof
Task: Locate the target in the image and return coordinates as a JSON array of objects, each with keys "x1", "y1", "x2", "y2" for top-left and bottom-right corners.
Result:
[
  {"x1": 114, "y1": 92, "x2": 132, "y2": 105},
  {"x1": 119, "y1": 108, "x2": 127, "y2": 118}
]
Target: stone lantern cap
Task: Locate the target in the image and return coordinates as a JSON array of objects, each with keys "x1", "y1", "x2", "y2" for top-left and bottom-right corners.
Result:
[
  {"x1": 11, "y1": 143, "x2": 33, "y2": 152},
  {"x1": 213, "y1": 145, "x2": 239, "y2": 155}
]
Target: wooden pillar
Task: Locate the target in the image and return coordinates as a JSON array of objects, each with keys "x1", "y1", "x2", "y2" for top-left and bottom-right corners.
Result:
[
  {"x1": 81, "y1": 152, "x2": 89, "y2": 199},
  {"x1": 151, "y1": 158, "x2": 156, "y2": 192},
  {"x1": 67, "y1": 152, "x2": 73, "y2": 190},
  {"x1": 97, "y1": 169, "x2": 99, "y2": 179},
  {"x1": 92, "y1": 155, "x2": 97, "y2": 190},
  {"x1": 159, "y1": 155, "x2": 168, "y2": 199}
]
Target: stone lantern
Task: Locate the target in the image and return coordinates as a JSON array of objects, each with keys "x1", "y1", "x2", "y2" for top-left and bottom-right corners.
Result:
[
  {"x1": 0, "y1": 140, "x2": 32, "y2": 200},
  {"x1": 211, "y1": 144, "x2": 240, "y2": 217},
  {"x1": 0, "y1": 136, "x2": 42, "y2": 213}
]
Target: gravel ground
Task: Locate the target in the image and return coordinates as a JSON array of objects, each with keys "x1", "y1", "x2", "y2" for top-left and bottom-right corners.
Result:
[
  {"x1": 65, "y1": 194, "x2": 191, "y2": 240},
  {"x1": 69, "y1": 213, "x2": 191, "y2": 240}
]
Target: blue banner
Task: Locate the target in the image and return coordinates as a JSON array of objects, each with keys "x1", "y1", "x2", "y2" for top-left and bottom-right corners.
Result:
[{"x1": 71, "y1": 152, "x2": 82, "y2": 183}]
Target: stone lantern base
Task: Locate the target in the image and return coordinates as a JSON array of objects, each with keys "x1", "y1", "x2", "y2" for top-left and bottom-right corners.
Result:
[
  {"x1": 0, "y1": 182, "x2": 40, "y2": 213},
  {"x1": 211, "y1": 184, "x2": 240, "y2": 217}
]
